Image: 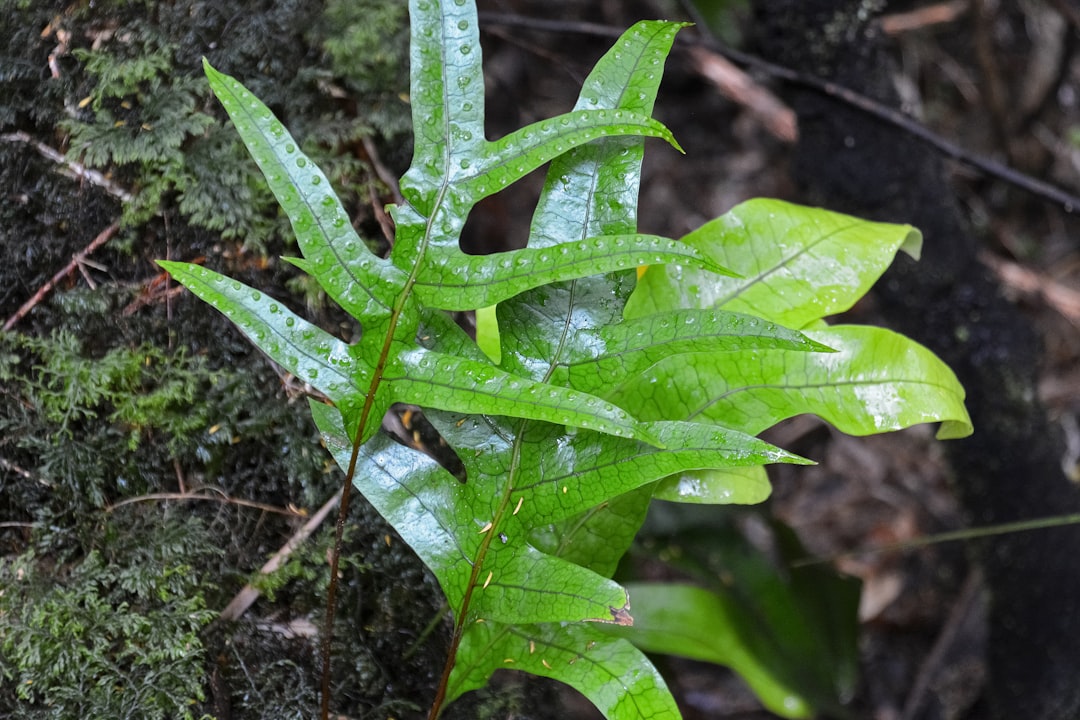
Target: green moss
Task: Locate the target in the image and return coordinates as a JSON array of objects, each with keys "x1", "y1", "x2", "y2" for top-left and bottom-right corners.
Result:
[
  {"x1": 0, "y1": 513, "x2": 218, "y2": 720},
  {"x1": 0, "y1": 1, "x2": 453, "y2": 717}
]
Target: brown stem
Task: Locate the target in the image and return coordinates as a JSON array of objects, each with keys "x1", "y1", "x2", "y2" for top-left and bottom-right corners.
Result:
[{"x1": 320, "y1": 438, "x2": 363, "y2": 720}]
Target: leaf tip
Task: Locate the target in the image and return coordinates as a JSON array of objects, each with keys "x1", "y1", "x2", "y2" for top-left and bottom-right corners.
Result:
[
  {"x1": 901, "y1": 226, "x2": 923, "y2": 261},
  {"x1": 936, "y1": 418, "x2": 974, "y2": 440}
]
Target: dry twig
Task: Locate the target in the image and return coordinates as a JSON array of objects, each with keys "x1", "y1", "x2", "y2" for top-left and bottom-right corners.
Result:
[
  {"x1": 1, "y1": 131, "x2": 133, "y2": 202},
  {"x1": 980, "y1": 251, "x2": 1080, "y2": 326},
  {"x1": 106, "y1": 490, "x2": 305, "y2": 517},
  {"x1": 880, "y1": 1, "x2": 969, "y2": 35},
  {"x1": 217, "y1": 488, "x2": 342, "y2": 623},
  {"x1": 687, "y1": 45, "x2": 797, "y2": 143},
  {"x1": 3, "y1": 221, "x2": 120, "y2": 332}
]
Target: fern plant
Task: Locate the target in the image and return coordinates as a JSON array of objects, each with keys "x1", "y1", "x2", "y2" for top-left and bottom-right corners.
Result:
[{"x1": 160, "y1": 1, "x2": 971, "y2": 718}]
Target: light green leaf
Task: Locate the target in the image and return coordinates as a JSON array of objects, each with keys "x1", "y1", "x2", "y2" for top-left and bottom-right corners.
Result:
[
  {"x1": 626, "y1": 198, "x2": 922, "y2": 328},
  {"x1": 561, "y1": 308, "x2": 831, "y2": 397},
  {"x1": 609, "y1": 324, "x2": 973, "y2": 440},
  {"x1": 653, "y1": 466, "x2": 773, "y2": 505},
  {"x1": 389, "y1": 350, "x2": 661, "y2": 445}
]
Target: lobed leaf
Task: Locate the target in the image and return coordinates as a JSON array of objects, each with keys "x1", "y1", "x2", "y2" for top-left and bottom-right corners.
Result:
[
  {"x1": 459, "y1": 108, "x2": 683, "y2": 204},
  {"x1": 165, "y1": 6, "x2": 974, "y2": 719},
  {"x1": 390, "y1": 350, "x2": 662, "y2": 445},
  {"x1": 312, "y1": 402, "x2": 631, "y2": 625},
  {"x1": 531, "y1": 20, "x2": 687, "y2": 246},
  {"x1": 561, "y1": 308, "x2": 831, "y2": 397},
  {"x1": 608, "y1": 324, "x2": 973, "y2": 440},
  {"x1": 494, "y1": 419, "x2": 807, "y2": 529},
  {"x1": 529, "y1": 489, "x2": 655, "y2": 578},
  {"x1": 626, "y1": 198, "x2": 923, "y2": 328},
  {"x1": 156, "y1": 261, "x2": 367, "y2": 405},
  {"x1": 413, "y1": 235, "x2": 734, "y2": 311},
  {"x1": 400, "y1": 0, "x2": 486, "y2": 207},
  {"x1": 449, "y1": 621, "x2": 682, "y2": 720},
  {"x1": 202, "y1": 61, "x2": 403, "y2": 324}
]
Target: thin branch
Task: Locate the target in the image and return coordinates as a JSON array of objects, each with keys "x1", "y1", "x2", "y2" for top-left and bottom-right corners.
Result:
[
  {"x1": 687, "y1": 45, "x2": 797, "y2": 143},
  {"x1": 361, "y1": 135, "x2": 404, "y2": 205},
  {"x1": 880, "y1": 0, "x2": 969, "y2": 35},
  {"x1": 792, "y1": 512, "x2": 1080, "y2": 567},
  {"x1": 0, "y1": 456, "x2": 36, "y2": 481},
  {"x1": 216, "y1": 487, "x2": 343, "y2": 623},
  {"x1": 476, "y1": 11, "x2": 1080, "y2": 214},
  {"x1": 1, "y1": 131, "x2": 133, "y2": 202},
  {"x1": 106, "y1": 490, "x2": 304, "y2": 517},
  {"x1": 3, "y1": 221, "x2": 121, "y2": 332}
]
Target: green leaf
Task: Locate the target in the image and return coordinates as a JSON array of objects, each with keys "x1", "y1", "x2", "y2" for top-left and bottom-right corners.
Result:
[
  {"x1": 203, "y1": 59, "x2": 403, "y2": 324},
  {"x1": 531, "y1": 20, "x2": 688, "y2": 245},
  {"x1": 449, "y1": 621, "x2": 681, "y2": 720},
  {"x1": 609, "y1": 584, "x2": 814, "y2": 718},
  {"x1": 616, "y1": 516, "x2": 862, "y2": 718},
  {"x1": 652, "y1": 466, "x2": 773, "y2": 505},
  {"x1": 389, "y1": 349, "x2": 660, "y2": 445},
  {"x1": 609, "y1": 324, "x2": 973, "y2": 440},
  {"x1": 413, "y1": 235, "x2": 733, "y2": 311},
  {"x1": 312, "y1": 401, "x2": 632, "y2": 625},
  {"x1": 626, "y1": 198, "x2": 922, "y2": 328},
  {"x1": 155, "y1": 261, "x2": 368, "y2": 405},
  {"x1": 560, "y1": 308, "x2": 831, "y2": 397}
]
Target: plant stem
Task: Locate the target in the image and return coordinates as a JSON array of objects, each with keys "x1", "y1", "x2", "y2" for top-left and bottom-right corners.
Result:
[
  {"x1": 791, "y1": 512, "x2": 1080, "y2": 568},
  {"x1": 320, "y1": 436, "x2": 363, "y2": 720}
]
